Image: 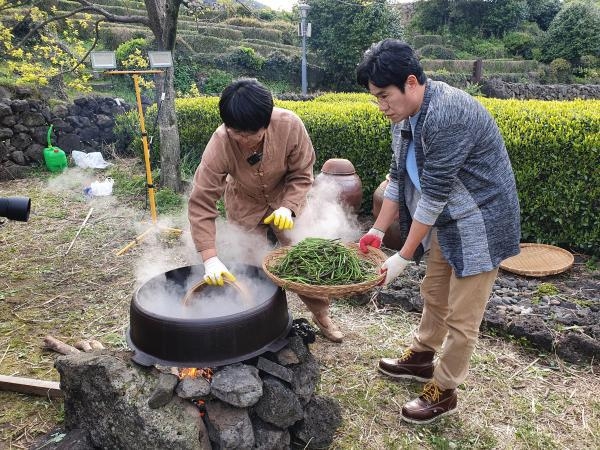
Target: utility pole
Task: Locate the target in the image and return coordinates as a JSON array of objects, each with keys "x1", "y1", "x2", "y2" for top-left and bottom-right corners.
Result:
[{"x1": 298, "y1": 3, "x2": 311, "y2": 96}]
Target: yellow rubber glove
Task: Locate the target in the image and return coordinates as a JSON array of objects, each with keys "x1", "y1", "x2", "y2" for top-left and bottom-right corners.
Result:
[
  {"x1": 203, "y1": 256, "x2": 236, "y2": 286},
  {"x1": 263, "y1": 207, "x2": 294, "y2": 230}
]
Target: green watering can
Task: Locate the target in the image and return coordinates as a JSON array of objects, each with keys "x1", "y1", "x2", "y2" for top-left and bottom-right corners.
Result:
[{"x1": 43, "y1": 125, "x2": 68, "y2": 173}]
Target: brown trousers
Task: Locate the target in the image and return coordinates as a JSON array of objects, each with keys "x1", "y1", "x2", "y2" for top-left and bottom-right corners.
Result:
[{"x1": 410, "y1": 230, "x2": 498, "y2": 389}]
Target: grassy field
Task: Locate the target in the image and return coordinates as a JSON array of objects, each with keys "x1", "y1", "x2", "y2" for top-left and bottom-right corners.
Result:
[{"x1": 0, "y1": 158, "x2": 598, "y2": 449}]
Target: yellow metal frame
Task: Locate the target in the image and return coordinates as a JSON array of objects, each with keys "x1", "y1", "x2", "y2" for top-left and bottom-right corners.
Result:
[{"x1": 104, "y1": 70, "x2": 182, "y2": 256}]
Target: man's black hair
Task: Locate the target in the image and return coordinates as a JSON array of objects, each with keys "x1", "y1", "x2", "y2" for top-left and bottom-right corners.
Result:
[
  {"x1": 219, "y1": 78, "x2": 274, "y2": 132},
  {"x1": 356, "y1": 39, "x2": 427, "y2": 92}
]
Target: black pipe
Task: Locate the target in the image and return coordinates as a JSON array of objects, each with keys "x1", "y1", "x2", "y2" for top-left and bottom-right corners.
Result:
[{"x1": 0, "y1": 197, "x2": 31, "y2": 222}]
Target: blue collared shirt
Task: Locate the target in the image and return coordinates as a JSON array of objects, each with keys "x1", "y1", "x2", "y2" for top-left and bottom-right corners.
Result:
[{"x1": 406, "y1": 112, "x2": 421, "y2": 192}]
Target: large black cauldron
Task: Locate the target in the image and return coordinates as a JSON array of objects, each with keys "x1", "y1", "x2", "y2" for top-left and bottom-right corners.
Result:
[{"x1": 127, "y1": 264, "x2": 290, "y2": 367}]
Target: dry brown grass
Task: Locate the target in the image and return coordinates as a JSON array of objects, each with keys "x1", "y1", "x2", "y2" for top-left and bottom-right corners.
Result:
[
  {"x1": 302, "y1": 297, "x2": 600, "y2": 449},
  {"x1": 0, "y1": 159, "x2": 598, "y2": 449}
]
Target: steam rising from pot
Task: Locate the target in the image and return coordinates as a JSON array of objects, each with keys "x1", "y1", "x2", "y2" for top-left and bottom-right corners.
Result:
[
  {"x1": 133, "y1": 175, "x2": 362, "y2": 315},
  {"x1": 288, "y1": 178, "x2": 361, "y2": 244},
  {"x1": 136, "y1": 266, "x2": 276, "y2": 319}
]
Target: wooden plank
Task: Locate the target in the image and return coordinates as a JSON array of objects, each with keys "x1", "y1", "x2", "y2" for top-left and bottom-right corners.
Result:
[{"x1": 0, "y1": 375, "x2": 63, "y2": 398}]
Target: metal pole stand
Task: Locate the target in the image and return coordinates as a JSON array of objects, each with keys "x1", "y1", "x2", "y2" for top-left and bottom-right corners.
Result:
[{"x1": 105, "y1": 70, "x2": 183, "y2": 256}]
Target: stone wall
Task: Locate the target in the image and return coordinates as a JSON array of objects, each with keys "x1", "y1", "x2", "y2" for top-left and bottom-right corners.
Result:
[
  {"x1": 0, "y1": 90, "x2": 131, "y2": 181},
  {"x1": 482, "y1": 78, "x2": 600, "y2": 100},
  {"x1": 1, "y1": 80, "x2": 599, "y2": 181}
]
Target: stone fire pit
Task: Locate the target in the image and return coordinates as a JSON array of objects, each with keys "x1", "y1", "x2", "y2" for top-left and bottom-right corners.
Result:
[{"x1": 52, "y1": 329, "x2": 341, "y2": 449}]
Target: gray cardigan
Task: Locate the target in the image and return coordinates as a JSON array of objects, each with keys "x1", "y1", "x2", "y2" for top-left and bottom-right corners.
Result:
[{"x1": 384, "y1": 80, "x2": 521, "y2": 277}]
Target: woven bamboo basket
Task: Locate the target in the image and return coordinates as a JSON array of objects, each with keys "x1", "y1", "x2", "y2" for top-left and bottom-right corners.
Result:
[
  {"x1": 262, "y1": 242, "x2": 387, "y2": 298},
  {"x1": 499, "y1": 243, "x2": 574, "y2": 277}
]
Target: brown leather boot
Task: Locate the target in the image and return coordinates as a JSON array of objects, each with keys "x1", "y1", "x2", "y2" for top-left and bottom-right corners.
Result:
[
  {"x1": 378, "y1": 349, "x2": 434, "y2": 381},
  {"x1": 401, "y1": 381, "x2": 458, "y2": 424}
]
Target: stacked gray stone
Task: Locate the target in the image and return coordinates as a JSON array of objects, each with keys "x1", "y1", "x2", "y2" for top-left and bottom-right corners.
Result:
[
  {"x1": 53, "y1": 334, "x2": 342, "y2": 450},
  {"x1": 482, "y1": 79, "x2": 600, "y2": 100},
  {"x1": 377, "y1": 262, "x2": 600, "y2": 365},
  {"x1": 0, "y1": 89, "x2": 130, "y2": 180}
]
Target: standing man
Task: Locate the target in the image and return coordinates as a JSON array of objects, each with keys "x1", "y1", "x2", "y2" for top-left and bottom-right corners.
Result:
[
  {"x1": 188, "y1": 78, "x2": 344, "y2": 342},
  {"x1": 357, "y1": 39, "x2": 520, "y2": 424}
]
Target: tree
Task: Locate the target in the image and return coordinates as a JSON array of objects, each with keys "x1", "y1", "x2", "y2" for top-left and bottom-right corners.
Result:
[
  {"x1": 141, "y1": 0, "x2": 183, "y2": 193},
  {"x1": 4, "y1": 0, "x2": 184, "y2": 192},
  {"x1": 412, "y1": 0, "x2": 450, "y2": 34},
  {"x1": 306, "y1": 0, "x2": 400, "y2": 91},
  {"x1": 480, "y1": 0, "x2": 529, "y2": 37},
  {"x1": 526, "y1": 0, "x2": 561, "y2": 31},
  {"x1": 413, "y1": 0, "x2": 530, "y2": 38},
  {"x1": 541, "y1": 0, "x2": 600, "y2": 64},
  {"x1": 0, "y1": 1, "x2": 93, "y2": 94}
]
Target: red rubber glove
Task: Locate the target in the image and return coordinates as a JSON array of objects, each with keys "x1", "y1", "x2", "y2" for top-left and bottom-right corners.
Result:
[{"x1": 359, "y1": 228, "x2": 385, "y2": 253}]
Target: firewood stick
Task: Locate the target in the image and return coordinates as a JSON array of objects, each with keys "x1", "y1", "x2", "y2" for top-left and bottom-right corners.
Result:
[
  {"x1": 43, "y1": 335, "x2": 80, "y2": 355},
  {"x1": 89, "y1": 339, "x2": 105, "y2": 350},
  {"x1": 74, "y1": 340, "x2": 93, "y2": 352},
  {"x1": 0, "y1": 375, "x2": 62, "y2": 398},
  {"x1": 64, "y1": 207, "x2": 93, "y2": 256}
]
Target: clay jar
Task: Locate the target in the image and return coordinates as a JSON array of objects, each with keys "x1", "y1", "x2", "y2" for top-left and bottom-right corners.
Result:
[
  {"x1": 314, "y1": 158, "x2": 363, "y2": 213},
  {"x1": 372, "y1": 176, "x2": 403, "y2": 250}
]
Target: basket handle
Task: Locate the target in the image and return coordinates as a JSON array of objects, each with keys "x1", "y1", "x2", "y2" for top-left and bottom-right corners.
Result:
[
  {"x1": 181, "y1": 280, "x2": 207, "y2": 306},
  {"x1": 181, "y1": 279, "x2": 253, "y2": 306}
]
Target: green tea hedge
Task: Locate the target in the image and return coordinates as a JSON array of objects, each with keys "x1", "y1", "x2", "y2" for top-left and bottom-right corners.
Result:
[
  {"x1": 480, "y1": 98, "x2": 599, "y2": 255},
  {"x1": 120, "y1": 94, "x2": 599, "y2": 255}
]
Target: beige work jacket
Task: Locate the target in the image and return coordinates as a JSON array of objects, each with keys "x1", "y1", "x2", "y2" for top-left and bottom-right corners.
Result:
[{"x1": 188, "y1": 107, "x2": 315, "y2": 252}]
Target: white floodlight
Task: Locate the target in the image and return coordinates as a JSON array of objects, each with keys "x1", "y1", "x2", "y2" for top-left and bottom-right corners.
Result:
[
  {"x1": 90, "y1": 51, "x2": 117, "y2": 71},
  {"x1": 148, "y1": 51, "x2": 173, "y2": 69}
]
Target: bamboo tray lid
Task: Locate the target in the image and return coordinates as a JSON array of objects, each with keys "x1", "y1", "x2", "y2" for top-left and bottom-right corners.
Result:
[{"x1": 499, "y1": 243, "x2": 574, "y2": 277}]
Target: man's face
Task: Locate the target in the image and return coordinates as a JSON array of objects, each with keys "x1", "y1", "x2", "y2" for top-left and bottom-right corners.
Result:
[
  {"x1": 368, "y1": 76, "x2": 423, "y2": 123},
  {"x1": 226, "y1": 127, "x2": 266, "y2": 151}
]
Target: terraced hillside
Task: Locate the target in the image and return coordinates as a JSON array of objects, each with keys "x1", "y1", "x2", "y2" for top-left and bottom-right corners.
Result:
[
  {"x1": 51, "y1": 0, "x2": 303, "y2": 60},
  {"x1": 410, "y1": 34, "x2": 543, "y2": 85}
]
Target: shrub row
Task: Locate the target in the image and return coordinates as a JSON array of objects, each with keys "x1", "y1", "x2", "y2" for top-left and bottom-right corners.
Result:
[
  {"x1": 100, "y1": 25, "x2": 152, "y2": 50},
  {"x1": 117, "y1": 95, "x2": 599, "y2": 255},
  {"x1": 195, "y1": 25, "x2": 244, "y2": 41},
  {"x1": 480, "y1": 97, "x2": 600, "y2": 255},
  {"x1": 57, "y1": 0, "x2": 209, "y2": 29},
  {"x1": 223, "y1": 17, "x2": 266, "y2": 28},
  {"x1": 175, "y1": 35, "x2": 300, "y2": 60},
  {"x1": 241, "y1": 39, "x2": 301, "y2": 53},
  {"x1": 421, "y1": 59, "x2": 540, "y2": 74},
  {"x1": 418, "y1": 45, "x2": 457, "y2": 60},
  {"x1": 232, "y1": 26, "x2": 284, "y2": 43},
  {"x1": 411, "y1": 35, "x2": 445, "y2": 49},
  {"x1": 237, "y1": 41, "x2": 300, "y2": 58},
  {"x1": 484, "y1": 73, "x2": 541, "y2": 83},
  {"x1": 87, "y1": 0, "x2": 146, "y2": 9},
  {"x1": 57, "y1": 1, "x2": 148, "y2": 18},
  {"x1": 427, "y1": 72, "x2": 472, "y2": 87},
  {"x1": 177, "y1": 35, "x2": 236, "y2": 55}
]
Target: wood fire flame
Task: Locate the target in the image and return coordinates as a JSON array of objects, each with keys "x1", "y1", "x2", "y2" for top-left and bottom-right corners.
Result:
[
  {"x1": 178, "y1": 367, "x2": 213, "y2": 417},
  {"x1": 178, "y1": 367, "x2": 213, "y2": 381}
]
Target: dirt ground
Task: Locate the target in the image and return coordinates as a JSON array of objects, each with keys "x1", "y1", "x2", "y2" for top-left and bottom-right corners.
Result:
[{"x1": 1, "y1": 163, "x2": 599, "y2": 449}]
